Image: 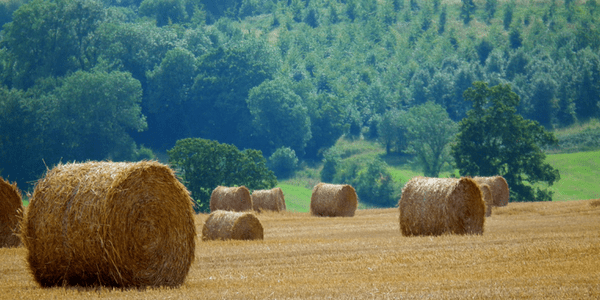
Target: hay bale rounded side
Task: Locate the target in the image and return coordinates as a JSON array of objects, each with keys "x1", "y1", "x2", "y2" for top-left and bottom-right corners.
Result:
[
  {"x1": 209, "y1": 186, "x2": 253, "y2": 212},
  {"x1": 0, "y1": 177, "x2": 23, "y2": 248},
  {"x1": 310, "y1": 183, "x2": 358, "y2": 217},
  {"x1": 252, "y1": 187, "x2": 286, "y2": 212},
  {"x1": 201, "y1": 210, "x2": 263, "y2": 241},
  {"x1": 22, "y1": 161, "x2": 196, "y2": 288},
  {"x1": 479, "y1": 183, "x2": 493, "y2": 217},
  {"x1": 474, "y1": 176, "x2": 510, "y2": 206},
  {"x1": 398, "y1": 177, "x2": 485, "y2": 236}
]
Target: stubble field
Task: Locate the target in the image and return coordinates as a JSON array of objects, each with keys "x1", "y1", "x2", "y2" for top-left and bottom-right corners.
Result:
[{"x1": 1, "y1": 200, "x2": 599, "y2": 299}]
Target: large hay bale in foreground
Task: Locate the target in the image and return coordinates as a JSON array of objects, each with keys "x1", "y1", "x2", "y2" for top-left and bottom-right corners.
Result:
[
  {"x1": 310, "y1": 183, "x2": 358, "y2": 217},
  {"x1": 399, "y1": 177, "x2": 485, "y2": 236},
  {"x1": 210, "y1": 186, "x2": 253, "y2": 212},
  {"x1": 252, "y1": 187, "x2": 286, "y2": 212},
  {"x1": 202, "y1": 210, "x2": 263, "y2": 241},
  {"x1": 479, "y1": 183, "x2": 493, "y2": 217},
  {"x1": 0, "y1": 177, "x2": 23, "y2": 248},
  {"x1": 473, "y1": 176, "x2": 510, "y2": 206},
  {"x1": 22, "y1": 161, "x2": 196, "y2": 288}
]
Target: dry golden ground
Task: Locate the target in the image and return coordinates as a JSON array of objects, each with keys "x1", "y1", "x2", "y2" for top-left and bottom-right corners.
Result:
[{"x1": 1, "y1": 200, "x2": 599, "y2": 299}]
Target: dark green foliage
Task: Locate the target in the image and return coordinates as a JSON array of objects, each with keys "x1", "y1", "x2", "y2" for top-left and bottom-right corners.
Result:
[
  {"x1": 2, "y1": 0, "x2": 105, "y2": 89},
  {"x1": 403, "y1": 102, "x2": 457, "y2": 177},
  {"x1": 168, "y1": 138, "x2": 276, "y2": 212},
  {"x1": 503, "y1": 3, "x2": 513, "y2": 30},
  {"x1": 438, "y1": 5, "x2": 447, "y2": 34},
  {"x1": 304, "y1": 8, "x2": 318, "y2": 28},
  {"x1": 191, "y1": 39, "x2": 279, "y2": 148},
  {"x1": 484, "y1": 0, "x2": 497, "y2": 24},
  {"x1": 333, "y1": 157, "x2": 398, "y2": 207},
  {"x1": 452, "y1": 82, "x2": 560, "y2": 202},
  {"x1": 139, "y1": 0, "x2": 187, "y2": 26},
  {"x1": 476, "y1": 39, "x2": 493, "y2": 65},
  {"x1": 268, "y1": 147, "x2": 299, "y2": 179},
  {"x1": 460, "y1": 0, "x2": 475, "y2": 25},
  {"x1": 320, "y1": 146, "x2": 341, "y2": 183},
  {"x1": 509, "y1": 28, "x2": 522, "y2": 49},
  {"x1": 378, "y1": 109, "x2": 408, "y2": 155},
  {"x1": 247, "y1": 77, "x2": 311, "y2": 156}
]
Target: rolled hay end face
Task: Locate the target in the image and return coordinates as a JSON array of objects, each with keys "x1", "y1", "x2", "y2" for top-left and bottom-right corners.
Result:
[
  {"x1": 399, "y1": 177, "x2": 486, "y2": 236},
  {"x1": 0, "y1": 177, "x2": 24, "y2": 248},
  {"x1": 310, "y1": 183, "x2": 358, "y2": 217},
  {"x1": 252, "y1": 187, "x2": 286, "y2": 212},
  {"x1": 202, "y1": 210, "x2": 264, "y2": 241},
  {"x1": 22, "y1": 161, "x2": 196, "y2": 288},
  {"x1": 210, "y1": 186, "x2": 253, "y2": 212},
  {"x1": 473, "y1": 176, "x2": 510, "y2": 206}
]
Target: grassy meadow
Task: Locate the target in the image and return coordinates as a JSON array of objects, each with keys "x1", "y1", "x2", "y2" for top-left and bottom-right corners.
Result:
[{"x1": 1, "y1": 200, "x2": 599, "y2": 298}]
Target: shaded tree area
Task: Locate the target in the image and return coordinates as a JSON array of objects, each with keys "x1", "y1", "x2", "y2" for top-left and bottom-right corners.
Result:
[
  {"x1": 168, "y1": 137, "x2": 276, "y2": 212},
  {"x1": 0, "y1": 0, "x2": 597, "y2": 197},
  {"x1": 452, "y1": 82, "x2": 560, "y2": 202}
]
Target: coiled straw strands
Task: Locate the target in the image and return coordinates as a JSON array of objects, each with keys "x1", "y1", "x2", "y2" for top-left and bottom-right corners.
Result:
[
  {"x1": 310, "y1": 183, "x2": 358, "y2": 217},
  {"x1": 0, "y1": 177, "x2": 23, "y2": 248},
  {"x1": 399, "y1": 177, "x2": 485, "y2": 236},
  {"x1": 202, "y1": 210, "x2": 264, "y2": 241},
  {"x1": 252, "y1": 187, "x2": 286, "y2": 212},
  {"x1": 479, "y1": 183, "x2": 493, "y2": 217},
  {"x1": 210, "y1": 186, "x2": 253, "y2": 212},
  {"x1": 473, "y1": 176, "x2": 510, "y2": 206},
  {"x1": 22, "y1": 161, "x2": 196, "y2": 288}
]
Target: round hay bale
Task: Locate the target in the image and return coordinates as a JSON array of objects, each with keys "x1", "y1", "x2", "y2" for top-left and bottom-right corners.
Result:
[
  {"x1": 479, "y1": 183, "x2": 493, "y2": 217},
  {"x1": 209, "y1": 186, "x2": 253, "y2": 212},
  {"x1": 398, "y1": 177, "x2": 485, "y2": 236},
  {"x1": 22, "y1": 161, "x2": 196, "y2": 288},
  {"x1": 201, "y1": 210, "x2": 263, "y2": 241},
  {"x1": 473, "y1": 176, "x2": 510, "y2": 206},
  {"x1": 310, "y1": 183, "x2": 358, "y2": 217},
  {"x1": 252, "y1": 187, "x2": 286, "y2": 212},
  {"x1": 0, "y1": 177, "x2": 23, "y2": 248}
]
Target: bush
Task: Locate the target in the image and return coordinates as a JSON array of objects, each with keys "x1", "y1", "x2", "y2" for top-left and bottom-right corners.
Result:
[
  {"x1": 320, "y1": 146, "x2": 342, "y2": 183},
  {"x1": 268, "y1": 147, "x2": 299, "y2": 179},
  {"x1": 333, "y1": 157, "x2": 398, "y2": 207}
]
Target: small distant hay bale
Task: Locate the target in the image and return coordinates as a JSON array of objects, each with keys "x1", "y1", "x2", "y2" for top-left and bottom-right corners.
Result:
[
  {"x1": 22, "y1": 161, "x2": 196, "y2": 288},
  {"x1": 252, "y1": 187, "x2": 286, "y2": 212},
  {"x1": 473, "y1": 176, "x2": 510, "y2": 206},
  {"x1": 0, "y1": 177, "x2": 23, "y2": 248},
  {"x1": 310, "y1": 183, "x2": 358, "y2": 217},
  {"x1": 399, "y1": 177, "x2": 485, "y2": 236},
  {"x1": 479, "y1": 183, "x2": 493, "y2": 217},
  {"x1": 202, "y1": 210, "x2": 263, "y2": 241},
  {"x1": 210, "y1": 186, "x2": 253, "y2": 212}
]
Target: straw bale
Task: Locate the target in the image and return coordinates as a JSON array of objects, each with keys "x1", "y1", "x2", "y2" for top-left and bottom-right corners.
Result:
[
  {"x1": 202, "y1": 210, "x2": 263, "y2": 241},
  {"x1": 479, "y1": 183, "x2": 493, "y2": 217},
  {"x1": 398, "y1": 177, "x2": 485, "y2": 236},
  {"x1": 21, "y1": 161, "x2": 196, "y2": 288},
  {"x1": 210, "y1": 186, "x2": 253, "y2": 212},
  {"x1": 310, "y1": 183, "x2": 358, "y2": 217},
  {"x1": 252, "y1": 187, "x2": 286, "y2": 212},
  {"x1": 0, "y1": 177, "x2": 23, "y2": 248},
  {"x1": 473, "y1": 176, "x2": 510, "y2": 206}
]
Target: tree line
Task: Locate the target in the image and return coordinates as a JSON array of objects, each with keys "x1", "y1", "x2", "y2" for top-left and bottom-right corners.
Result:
[{"x1": 1, "y1": 0, "x2": 593, "y2": 203}]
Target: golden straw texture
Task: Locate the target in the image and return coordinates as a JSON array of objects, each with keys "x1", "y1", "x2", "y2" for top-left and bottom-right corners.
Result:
[
  {"x1": 252, "y1": 188, "x2": 286, "y2": 212},
  {"x1": 202, "y1": 210, "x2": 264, "y2": 241},
  {"x1": 210, "y1": 186, "x2": 253, "y2": 212},
  {"x1": 473, "y1": 176, "x2": 510, "y2": 206},
  {"x1": 310, "y1": 183, "x2": 358, "y2": 217},
  {"x1": 399, "y1": 177, "x2": 485, "y2": 236},
  {"x1": 0, "y1": 177, "x2": 23, "y2": 248},
  {"x1": 479, "y1": 183, "x2": 493, "y2": 217},
  {"x1": 22, "y1": 161, "x2": 196, "y2": 288}
]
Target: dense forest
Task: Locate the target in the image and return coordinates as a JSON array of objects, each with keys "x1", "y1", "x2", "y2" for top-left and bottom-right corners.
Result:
[{"x1": 1, "y1": 0, "x2": 599, "y2": 204}]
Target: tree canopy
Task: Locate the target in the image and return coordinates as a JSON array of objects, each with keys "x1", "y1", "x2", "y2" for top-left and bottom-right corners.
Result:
[
  {"x1": 452, "y1": 81, "x2": 560, "y2": 202},
  {"x1": 168, "y1": 137, "x2": 276, "y2": 212}
]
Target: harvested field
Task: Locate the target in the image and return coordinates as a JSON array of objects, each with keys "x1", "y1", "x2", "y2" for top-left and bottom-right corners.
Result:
[{"x1": 1, "y1": 200, "x2": 599, "y2": 298}]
